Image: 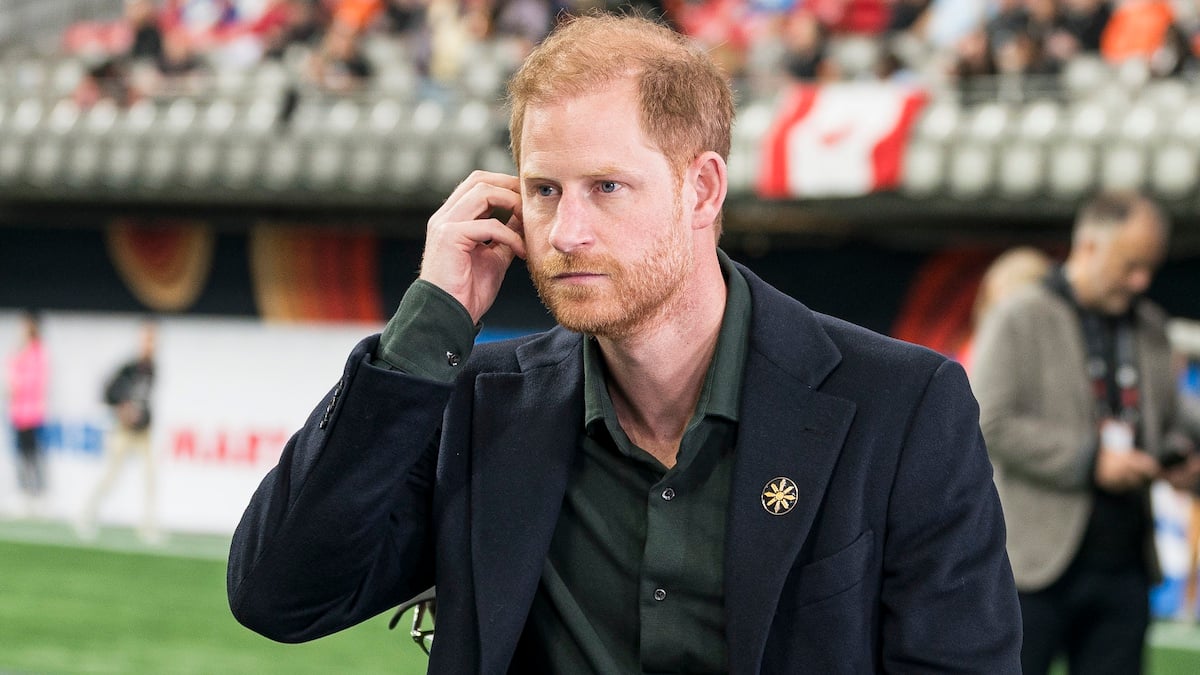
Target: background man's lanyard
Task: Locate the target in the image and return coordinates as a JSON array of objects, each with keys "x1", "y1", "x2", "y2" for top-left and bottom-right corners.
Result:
[{"x1": 1045, "y1": 267, "x2": 1142, "y2": 432}]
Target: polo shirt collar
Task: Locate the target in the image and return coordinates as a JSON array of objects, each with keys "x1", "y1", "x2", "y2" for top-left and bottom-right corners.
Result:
[{"x1": 583, "y1": 248, "x2": 751, "y2": 431}]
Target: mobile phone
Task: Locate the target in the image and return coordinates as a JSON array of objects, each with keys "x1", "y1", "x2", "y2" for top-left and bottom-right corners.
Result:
[{"x1": 1161, "y1": 450, "x2": 1190, "y2": 470}]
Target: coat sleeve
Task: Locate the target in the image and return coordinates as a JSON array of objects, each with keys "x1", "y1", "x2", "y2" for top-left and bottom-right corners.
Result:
[
  {"x1": 227, "y1": 336, "x2": 452, "y2": 643},
  {"x1": 881, "y1": 359, "x2": 1023, "y2": 673},
  {"x1": 972, "y1": 300, "x2": 1096, "y2": 490}
]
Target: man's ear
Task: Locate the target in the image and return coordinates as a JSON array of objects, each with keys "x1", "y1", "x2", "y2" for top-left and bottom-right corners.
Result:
[{"x1": 689, "y1": 151, "x2": 728, "y2": 230}]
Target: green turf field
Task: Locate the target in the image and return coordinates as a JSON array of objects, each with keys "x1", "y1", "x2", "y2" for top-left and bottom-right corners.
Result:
[
  {"x1": 0, "y1": 521, "x2": 428, "y2": 674},
  {"x1": 3, "y1": 520, "x2": 1200, "y2": 674}
]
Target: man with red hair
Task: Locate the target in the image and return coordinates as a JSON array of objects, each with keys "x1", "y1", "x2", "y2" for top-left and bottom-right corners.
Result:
[{"x1": 229, "y1": 13, "x2": 1020, "y2": 672}]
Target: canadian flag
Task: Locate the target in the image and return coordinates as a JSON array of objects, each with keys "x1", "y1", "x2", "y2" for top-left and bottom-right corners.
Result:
[{"x1": 757, "y1": 83, "x2": 928, "y2": 198}]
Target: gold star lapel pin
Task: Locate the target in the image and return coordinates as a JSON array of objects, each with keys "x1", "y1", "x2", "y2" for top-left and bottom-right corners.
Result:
[{"x1": 761, "y1": 477, "x2": 798, "y2": 515}]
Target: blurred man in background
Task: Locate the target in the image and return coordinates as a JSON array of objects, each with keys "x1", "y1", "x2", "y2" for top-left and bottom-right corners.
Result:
[
  {"x1": 77, "y1": 321, "x2": 161, "y2": 545},
  {"x1": 7, "y1": 310, "x2": 49, "y2": 518},
  {"x1": 973, "y1": 190, "x2": 1200, "y2": 674}
]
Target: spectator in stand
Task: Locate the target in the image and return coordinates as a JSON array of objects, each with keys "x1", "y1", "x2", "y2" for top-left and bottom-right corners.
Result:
[
  {"x1": 665, "y1": 0, "x2": 757, "y2": 83},
  {"x1": 920, "y1": 0, "x2": 988, "y2": 51},
  {"x1": 157, "y1": 26, "x2": 205, "y2": 77},
  {"x1": 492, "y1": 0, "x2": 556, "y2": 57},
  {"x1": 381, "y1": 0, "x2": 435, "y2": 79},
  {"x1": 888, "y1": 0, "x2": 929, "y2": 33},
  {"x1": 384, "y1": 0, "x2": 429, "y2": 35},
  {"x1": 1039, "y1": 0, "x2": 1112, "y2": 71},
  {"x1": 425, "y1": 0, "x2": 501, "y2": 85},
  {"x1": 6, "y1": 311, "x2": 49, "y2": 519},
  {"x1": 983, "y1": 0, "x2": 1059, "y2": 75},
  {"x1": 127, "y1": 0, "x2": 165, "y2": 63},
  {"x1": 158, "y1": 0, "x2": 241, "y2": 51},
  {"x1": 261, "y1": 0, "x2": 329, "y2": 60},
  {"x1": 116, "y1": 1, "x2": 205, "y2": 96},
  {"x1": 1102, "y1": 0, "x2": 1176, "y2": 65},
  {"x1": 992, "y1": 26, "x2": 1058, "y2": 76},
  {"x1": 781, "y1": 9, "x2": 838, "y2": 82},
  {"x1": 305, "y1": 19, "x2": 375, "y2": 91},
  {"x1": 73, "y1": 57, "x2": 137, "y2": 108},
  {"x1": 986, "y1": 0, "x2": 1033, "y2": 46},
  {"x1": 808, "y1": 0, "x2": 891, "y2": 36},
  {"x1": 1053, "y1": 0, "x2": 1113, "y2": 55},
  {"x1": 331, "y1": 0, "x2": 386, "y2": 33},
  {"x1": 951, "y1": 27, "x2": 996, "y2": 83},
  {"x1": 460, "y1": 0, "x2": 499, "y2": 45},
  {"x1": 1024, "y1": 0, "x2": 1063, "y2": 46}
]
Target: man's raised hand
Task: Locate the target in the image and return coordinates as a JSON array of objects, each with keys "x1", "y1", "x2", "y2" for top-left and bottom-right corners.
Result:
[{"x1": 418, "y1": 171, "x2": 526, "y2": 324}]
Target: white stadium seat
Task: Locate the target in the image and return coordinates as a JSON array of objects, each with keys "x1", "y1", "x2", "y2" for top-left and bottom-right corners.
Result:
[
  {"x1": 1048, "y1": 142, "x2": 1095, "y2": 197},
  {"x1": 1099, "y1": 144, "x2": 1146, "y2": 191},
  {"x1": 997, "y1": 143, "x2": 1043, "y2": 198},
  {"x1": 900, "y1": 140, "x2": 944, "y2": 196},
  {"x1": 947, "y1": 143, "x2": 994, "y2": 196},
  {"x1": 1151, "y1": 144, "x2": 1198, "y2": 198}
]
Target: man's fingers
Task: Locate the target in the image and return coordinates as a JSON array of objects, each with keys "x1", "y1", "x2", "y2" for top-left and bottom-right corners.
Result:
[
  {"x1": 434, "y1": 172, "x2": 521, "y2": 223},
  {"x1": 440, "y1": 170, "x2": 519, "y2": 204},
  {"x1": 417, "y1": 171, "x2": 526, "y2": 322},
  {"x1": 478, "y1": 222, "x2": 526, "y2": 261},
  {"x1": 426, "y1": 219, "x2": 526, "y2": 267},
  {"x1": 1133, "y1": 452, "x2": 1161, "y2": 478}
]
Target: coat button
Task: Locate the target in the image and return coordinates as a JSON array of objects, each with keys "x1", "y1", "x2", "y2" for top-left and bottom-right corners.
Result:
[
  {"x1": 446, "y1": 351, "x2": 461, "y2": 367},
  {"x1": 661, "y1": 487, "x2": 675, "y2": 501},
  {"x1": 653, "y1": 588, "x2": 667, "y2": 601}
]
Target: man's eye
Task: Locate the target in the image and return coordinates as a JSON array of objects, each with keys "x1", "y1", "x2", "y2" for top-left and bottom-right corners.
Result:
[
  {"x1": 599, "y1": 181, "x2": 619, "y2": 193},
  {"x1": 536, "y1": 185, "x2": 557, "y2": 197}
]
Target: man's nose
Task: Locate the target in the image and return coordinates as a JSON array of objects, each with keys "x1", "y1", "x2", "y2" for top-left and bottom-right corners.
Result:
[{"x1": 547, "y1": 192, "x2": 594, "y2": 253}]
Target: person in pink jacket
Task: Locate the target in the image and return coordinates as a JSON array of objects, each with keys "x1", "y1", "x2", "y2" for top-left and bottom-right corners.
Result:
[{"x1": 7, "y1": 311, "x2": 48, "y2": 516}]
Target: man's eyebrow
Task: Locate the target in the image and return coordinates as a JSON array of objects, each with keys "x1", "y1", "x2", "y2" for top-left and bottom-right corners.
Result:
[
  {"x1": 585, "y1": 166, "x2": 629, "y2": 177},
  {"x1": 523, "y1": 166, "x2": 639, "y2": 181},
  {"x1": 520, "y1": 172, "x2": 558, "y2": 187}
]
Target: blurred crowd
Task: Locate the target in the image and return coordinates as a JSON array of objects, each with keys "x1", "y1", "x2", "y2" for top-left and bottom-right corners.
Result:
[
  {"x1": 672, "y1": 0, "x2": 1200, "y2": 93},
  {"x1": 44, "y1": 0, "x2": 1200, "y2": 107}
]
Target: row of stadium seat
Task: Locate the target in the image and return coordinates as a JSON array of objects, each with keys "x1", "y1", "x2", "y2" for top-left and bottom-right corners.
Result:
[
  {"x1": 0, "y1": 88, "x2": 1198, "y2": 202},
  {"x1": 0, "y1": 91, "x2": 504, "y2": 134},
  {"x1": 903, "y1": 139, "x2": 1199, "y2": 199},
  {"x1": 9, "y1": 90, "x2": 1200, "y2": 147},
  {"x1": 916, "y1": 90, "x2": 1200, "y2": 145},
  {"x1": 0, "y1": 121, "x2": 513, "y2": 198}
]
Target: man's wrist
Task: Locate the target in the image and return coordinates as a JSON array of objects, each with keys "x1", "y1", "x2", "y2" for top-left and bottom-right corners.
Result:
[{"x1": 377, "y1": 280, "x2": 479, "y2": 382}]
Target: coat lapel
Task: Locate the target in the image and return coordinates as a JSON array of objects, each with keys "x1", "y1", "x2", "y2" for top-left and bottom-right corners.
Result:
[
  {"x1": 725, "y1": 266, "x2": 857, "y2": 674},
  {"x1": 1133, "y1": 303, "x2": 1169, "y2": 452},
  {"x1": 470, "y1": 329, "x2": 584, "y2": 673}
]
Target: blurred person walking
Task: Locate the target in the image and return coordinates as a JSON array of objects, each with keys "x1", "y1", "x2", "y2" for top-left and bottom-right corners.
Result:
[
  {"x1": 973, "y1": 191, "x2": 1200, "y2": 674},
  {"x1": 76, "y1": 322, "x2": 162, "y2": 545},
  {"x1": 6, "y1": 311, "x2": 49, "y2": 518}
]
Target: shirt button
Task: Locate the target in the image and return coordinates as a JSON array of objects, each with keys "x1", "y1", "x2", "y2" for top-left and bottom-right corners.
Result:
[
  {"x1": 661, "y1": 487, "x2": 675, "y2": 501},
  {"x1": 446, "y1": 351, "x2": 461, "y2": 367},
  {"x1": 653, "y1": 588, "x2": 667, "y2": 601}
]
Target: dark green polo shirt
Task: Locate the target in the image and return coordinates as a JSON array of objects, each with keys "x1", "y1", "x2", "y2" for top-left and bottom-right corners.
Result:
[{"x1": 377, "y1": 250, "x2": 751, "y2": 673}]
